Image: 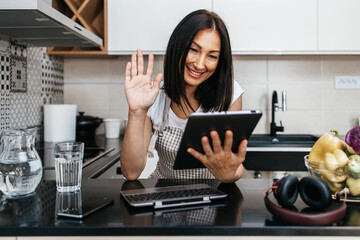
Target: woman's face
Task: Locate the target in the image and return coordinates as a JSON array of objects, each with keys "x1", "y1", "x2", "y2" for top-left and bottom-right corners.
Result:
[{"x1": 184, "y1": 29, "x2": 221, "y2": 88}]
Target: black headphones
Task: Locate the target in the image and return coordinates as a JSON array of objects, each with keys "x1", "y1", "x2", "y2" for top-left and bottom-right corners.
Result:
[{"x1": 264, "y1": 175, "x2": 346, "y2": 226}]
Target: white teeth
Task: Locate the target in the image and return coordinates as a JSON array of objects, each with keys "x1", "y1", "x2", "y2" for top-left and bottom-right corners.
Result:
[{"x1": 188, "y1": 68, "x2": 202, "y2": 76}]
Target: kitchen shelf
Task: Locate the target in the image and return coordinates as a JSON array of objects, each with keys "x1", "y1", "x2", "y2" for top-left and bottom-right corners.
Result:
[{"x1": 47, "y1": 0, "x2": 107, "y2": 55}]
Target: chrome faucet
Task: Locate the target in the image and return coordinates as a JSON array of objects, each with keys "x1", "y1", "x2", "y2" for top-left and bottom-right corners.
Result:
[{"x1": 270, "y1": 91, "x2": 287, "y2": 136}]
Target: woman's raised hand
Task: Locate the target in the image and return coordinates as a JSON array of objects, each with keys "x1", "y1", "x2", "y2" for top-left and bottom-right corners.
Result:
[{"x1": 125, "y1": 49, "x2": 162, "y2": 114}]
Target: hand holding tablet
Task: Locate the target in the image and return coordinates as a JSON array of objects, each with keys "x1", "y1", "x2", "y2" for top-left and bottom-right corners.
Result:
[{"x1": 173, "y1": 110, "x2": 262, "y2": 170}]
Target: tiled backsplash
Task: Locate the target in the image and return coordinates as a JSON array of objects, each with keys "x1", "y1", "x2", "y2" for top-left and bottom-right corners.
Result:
[
  {"x1": 64, "y1": 55, "x2": 360, "y2": 136},
  {"x1": 0, "y1": 39, "x2": 64, "y2": 136}
]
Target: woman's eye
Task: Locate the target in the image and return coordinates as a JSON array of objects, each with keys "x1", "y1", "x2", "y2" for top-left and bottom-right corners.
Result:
[
  {"x1": 209, "y1": 55, "x2": 218, "y2": 60},
  {"x1": 190, "y1": 48, "x2": 198, "y2": 53}
]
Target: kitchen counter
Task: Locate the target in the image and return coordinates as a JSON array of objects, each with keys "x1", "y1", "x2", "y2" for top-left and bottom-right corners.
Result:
[
  {"x1": 41, "y1": 135, "x2": 123, "y2": 181},
  {"x1": 1, "y1": 135, "x2": 360, "y2": 237},
  {"x1": 1, "y1": 176, "x2": 360, "y2": 237}
]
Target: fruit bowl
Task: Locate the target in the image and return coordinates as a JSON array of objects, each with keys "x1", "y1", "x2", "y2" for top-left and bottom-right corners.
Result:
[{"x1": 304, "y1": 155, "x2": 360, "y2": 201}]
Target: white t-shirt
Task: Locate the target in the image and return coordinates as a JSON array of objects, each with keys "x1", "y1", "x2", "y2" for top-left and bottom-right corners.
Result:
[{"x1": 147, "y1": 80, "x2": 244, "y2": 130}]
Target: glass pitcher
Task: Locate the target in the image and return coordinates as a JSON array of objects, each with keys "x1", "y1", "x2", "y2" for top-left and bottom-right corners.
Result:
[{"x1": 0, "y1": 129, "x2": 43, "y2": 197}]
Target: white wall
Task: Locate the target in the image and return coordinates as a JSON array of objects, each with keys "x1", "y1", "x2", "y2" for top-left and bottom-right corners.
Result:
[{"x1": 64, "y1": 55, "x2": 360, "y2": 136}]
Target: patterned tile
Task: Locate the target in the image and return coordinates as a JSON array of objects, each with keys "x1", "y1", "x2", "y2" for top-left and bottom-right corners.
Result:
[
  {"x1": 10, "y1": 55, "x2": 27, "y2": 93},
  {"x1": 9, "y1": 42, "x2": 27, "y2": 94},
  {"x1": 0, "y1": 38, "x2": 64, "y2": 136},
  {"x1": 27, "y1": 47, "x2": 43, "y2": 127},
  {"x1": 0, "y1": 47, "x2": 11, "y2": 130},
  {"x1": 41, "y1": 49, "x2": 64, "y2": 105},
  {"x1": 10, "y1": 93, "x2": 27, "y2": 129},
  {"x1": 0, "y1": 39, "x2": 9, "y2": 54}
]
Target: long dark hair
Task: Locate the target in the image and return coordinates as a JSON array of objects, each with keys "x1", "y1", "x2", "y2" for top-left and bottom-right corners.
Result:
[{"x1": 163, "y1": 9, "x2": 233, "y2": 113}]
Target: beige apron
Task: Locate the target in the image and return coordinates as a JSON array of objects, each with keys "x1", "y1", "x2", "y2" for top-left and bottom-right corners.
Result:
[{"x1": 148, "y1": 96, "x2": 215, "y2": 179}]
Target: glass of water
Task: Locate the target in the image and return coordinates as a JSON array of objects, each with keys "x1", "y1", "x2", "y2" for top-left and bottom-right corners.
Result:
[
  {"x1": 54, "y1": 142, "x2": 84, "y2": 192},
  {"x1": 56, "y1": 190, "x2": 82, "y2": 217}
]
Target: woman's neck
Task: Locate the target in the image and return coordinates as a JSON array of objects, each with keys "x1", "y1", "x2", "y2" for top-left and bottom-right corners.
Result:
[{"x1": 171, "y1": 87, "x2": 199, "y2": 119}]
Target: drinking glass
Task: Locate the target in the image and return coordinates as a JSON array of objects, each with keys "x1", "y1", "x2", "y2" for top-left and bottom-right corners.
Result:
[
  {"x1": 54, "y1": 142, "x2": 84, "y2": 192},
  {"x1": 55, "y1": 191, "x2": 82, "y2": 217}
]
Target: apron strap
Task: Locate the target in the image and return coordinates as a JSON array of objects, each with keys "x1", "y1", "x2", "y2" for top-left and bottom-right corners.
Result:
[
  {"x1": 147, "y1": 95, "x2": 171, "y2": 158},
  {"x1": 147, "y1": 131, "x2": 158, "y2": 158}
]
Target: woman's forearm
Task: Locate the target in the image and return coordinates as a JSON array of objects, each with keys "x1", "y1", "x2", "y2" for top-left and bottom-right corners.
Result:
[{"x1": 120, "y1": 110, "x2": 150, "y2": 180}]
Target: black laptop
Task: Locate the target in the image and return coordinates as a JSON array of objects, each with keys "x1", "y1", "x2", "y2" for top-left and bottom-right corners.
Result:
[{"x1": 120, "y1": 183, "x2": 227, "y2": 209}]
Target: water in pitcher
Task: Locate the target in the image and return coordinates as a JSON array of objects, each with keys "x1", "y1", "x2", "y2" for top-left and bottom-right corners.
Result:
[
  {"x1": 0, "y1": 129, "x2": 43, "y2": 198},
  {"x1": 0, "y1": 159, "x2": 42, "y2": 197}
]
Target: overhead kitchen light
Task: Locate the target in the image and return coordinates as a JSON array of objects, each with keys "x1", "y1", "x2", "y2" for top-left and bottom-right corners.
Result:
[
  {"x1": 35, "y1": 17, "x2": 49, "y2": 22},
  {"x1": 0, "y1": 0, "x2": 103, "y2": 47}
]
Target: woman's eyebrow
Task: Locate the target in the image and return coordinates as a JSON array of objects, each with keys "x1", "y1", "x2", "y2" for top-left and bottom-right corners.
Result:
[{"x1": 192, "y1": 41, "x2": 220, "y2": 53}]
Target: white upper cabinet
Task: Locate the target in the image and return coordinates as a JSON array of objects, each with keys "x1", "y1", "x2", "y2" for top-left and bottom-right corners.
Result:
[
  {"x1": 107, "y1": 0, "x2": 212, "y2": 55},
  {"x1": 318, "y1": 0, "x2": 360, "y2": 52},
  {"x1": 107, "y1": 0, "x2": 360, "y2": 55},
  {"x1": 213, "y1": 0, "x2": 318, "y2": 53}
]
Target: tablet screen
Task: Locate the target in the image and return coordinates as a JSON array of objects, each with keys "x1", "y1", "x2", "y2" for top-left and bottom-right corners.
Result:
[{"x1": 173, "y1": 110, "x2": 262, "y2": 169}]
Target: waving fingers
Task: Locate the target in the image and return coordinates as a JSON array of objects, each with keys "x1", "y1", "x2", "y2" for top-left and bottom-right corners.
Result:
[
  {"x1": 125, "y1": 62, "x2": 131, "y2": 84},
  {"x1": 131, "y1": 53, "x2": 137, "y2": 78},
  {"x1": 146, "y1": 53, "x2": 154, "y2": 77},
  {"x1": 153, "y1": 73, "x2": 163, "y2": 89},
  {"x1": 137, "y1": 49, "x2": 144, "y2": 75}
]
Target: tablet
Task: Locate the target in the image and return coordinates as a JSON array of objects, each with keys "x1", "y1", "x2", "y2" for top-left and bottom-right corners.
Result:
[{"x1": 173, "y1": 110, "x2": 262, "y2": 169}]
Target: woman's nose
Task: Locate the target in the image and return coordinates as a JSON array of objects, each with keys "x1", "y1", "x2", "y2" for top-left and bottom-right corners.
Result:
[{"x1": 194, "y1": 54, "x2": 206, "y2": 70}]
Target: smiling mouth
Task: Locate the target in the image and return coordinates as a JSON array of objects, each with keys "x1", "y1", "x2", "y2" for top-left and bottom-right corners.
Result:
[{"x1": 186, "y1": 66, "x2": 204, "y2": 76}]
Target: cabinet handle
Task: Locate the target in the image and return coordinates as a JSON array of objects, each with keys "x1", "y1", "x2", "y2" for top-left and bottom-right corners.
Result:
[{"x1": 74, "y1": 24, "x2": 83, "y2": 31}]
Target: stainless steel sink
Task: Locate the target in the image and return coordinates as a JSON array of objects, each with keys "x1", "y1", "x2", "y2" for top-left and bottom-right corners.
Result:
[
  {"x1": 248, "y1": 134, "x2": 318, "y2": 147},
  {"x1": 244, "y1": 134, "x2": 318, "y2": 172}
]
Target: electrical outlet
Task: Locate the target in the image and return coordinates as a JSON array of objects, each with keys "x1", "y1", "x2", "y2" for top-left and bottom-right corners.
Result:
[{"x1": 335, "y1": 76, "x2": 360, "y2": 89}]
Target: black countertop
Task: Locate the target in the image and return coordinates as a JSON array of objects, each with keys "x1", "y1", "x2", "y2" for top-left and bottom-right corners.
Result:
[
  {"x1": 1, "y1": 177, "x2": 360, "y2": 236},
  {"x1": 1, "y1": 135, "x2": 360, "y2": 236}
]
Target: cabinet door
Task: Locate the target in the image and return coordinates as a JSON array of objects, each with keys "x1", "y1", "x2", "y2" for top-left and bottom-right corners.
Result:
[
  {"x1": 213, "y1": 0, "x2": 317, "y2": 53},
  {"x1": 107, "y1": 0, "x2": 212, "y2": 54},
  {"x1": 319, "y1": 0, "x2": 360, "y2": 51}
]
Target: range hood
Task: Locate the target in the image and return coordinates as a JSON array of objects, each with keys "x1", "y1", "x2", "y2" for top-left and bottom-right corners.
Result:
[{"x1": 0, "y1": 0, "x2": 103, "y2": 47}]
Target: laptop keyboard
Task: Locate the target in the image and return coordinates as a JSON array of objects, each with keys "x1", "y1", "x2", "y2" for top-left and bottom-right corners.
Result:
[{"x1": 125, "y1": 187, "x2": 221, "y2": 203}]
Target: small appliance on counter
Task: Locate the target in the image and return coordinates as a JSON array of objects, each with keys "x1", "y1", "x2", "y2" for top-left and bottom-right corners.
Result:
[
  {"x1": 41, "y1": 136, "x2": 114, "y2": 170},
  {"x1": 76, "y1": 112, "x2": 103, "y2": 144},
  {"x1": 44, "y1": 104, "x2": 77, "y2": 143},
  {"x1": 75, "y1": 112, "x2": 106, "y2": 161}
]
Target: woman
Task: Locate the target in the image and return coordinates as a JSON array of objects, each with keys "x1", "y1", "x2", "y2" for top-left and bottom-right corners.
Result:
[{"x1": 121, "y1": 9, "x2": 247, "y2": 183}]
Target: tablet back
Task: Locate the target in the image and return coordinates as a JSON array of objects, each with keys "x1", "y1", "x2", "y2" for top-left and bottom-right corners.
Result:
[{"x1": 173, "y1": 110, "x2": 262, "y2": 170}]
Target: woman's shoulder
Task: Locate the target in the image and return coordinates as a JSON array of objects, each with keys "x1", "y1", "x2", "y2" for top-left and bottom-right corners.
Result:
[
  {"x1": 233, "y1": 80, "x2": 243, "y2": 93},
  {"x1": 231, "y1": 80, "x2": 244, "y2": 104}
]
